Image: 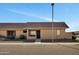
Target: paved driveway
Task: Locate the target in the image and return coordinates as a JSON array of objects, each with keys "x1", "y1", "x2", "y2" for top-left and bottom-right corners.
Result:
[{"x1": 0, "y1": 42, "x2": 79, "y2": 55}]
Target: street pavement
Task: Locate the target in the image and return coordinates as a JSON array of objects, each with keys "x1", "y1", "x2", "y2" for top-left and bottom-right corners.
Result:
[{"x1": 0, "y1": 42, "x2": 79, "y2": 55}]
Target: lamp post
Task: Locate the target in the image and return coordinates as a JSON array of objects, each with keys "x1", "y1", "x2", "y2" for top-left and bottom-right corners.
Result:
[
  {"x1": 51, "y1": 3, "x2": 54, "y2": 41},
  {"x1": 51, "y1": 3, "x2": 54, "y2": 22}
]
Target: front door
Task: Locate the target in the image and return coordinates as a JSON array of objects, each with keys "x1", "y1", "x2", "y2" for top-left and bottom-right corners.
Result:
[{"x1": 36, "y1": 30, "x2": 40, "y2": 39}]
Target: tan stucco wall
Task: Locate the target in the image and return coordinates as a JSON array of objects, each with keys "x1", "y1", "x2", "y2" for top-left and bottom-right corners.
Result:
[
  {"x1": 41, "y1": 29, "x2": 66, "y2": 39},
  {"x1": 27, "y1": 27, "x2": 70, "y2": 40},
  {"x1": 40, "y1": 28, "x2": 72, "y2": 39},
  {"x1": 0, "y1": 27, "x2": 72, "y2": 40},
  {"x1": 0, "y1": 28, "x2": 27, "y2": 38},
  {"x1": 0, "y1": 30, "x2": 6, "y2": 36},
  {"x1": 41, "y1": 29, "x2": 52, "y2": 39},
  {"x1": 16, "y1": 30, "x2": 23, "y2": 38}
]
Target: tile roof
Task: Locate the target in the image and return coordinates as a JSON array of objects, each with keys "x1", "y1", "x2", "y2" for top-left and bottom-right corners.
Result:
[{"x1": 0, "y1": 22, "x2": 69, "y2": 28}]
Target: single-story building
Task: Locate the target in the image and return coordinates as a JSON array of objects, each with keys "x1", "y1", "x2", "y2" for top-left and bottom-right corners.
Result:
[{"x1": 0, "y1": 22, "x2": 72, "y2": 41}]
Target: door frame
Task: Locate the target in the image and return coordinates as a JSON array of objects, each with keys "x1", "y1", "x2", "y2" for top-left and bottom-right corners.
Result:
[{"x1": 36, "y1": 30, "x2": 40, "y2": 39}]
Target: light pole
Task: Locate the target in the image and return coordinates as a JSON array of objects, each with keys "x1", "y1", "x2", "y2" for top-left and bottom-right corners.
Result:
[
  {"x1": 51, "y1": 3, "x2": 54, "y2": 22},
  {"x1": 51, "y1": 3, "x2": 54, "y2": 41}
]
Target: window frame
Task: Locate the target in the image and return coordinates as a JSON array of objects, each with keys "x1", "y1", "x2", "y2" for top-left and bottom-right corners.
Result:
[
  {"x1": 29, "y1": 30, "x2": 36, "y2": 36},
  {"x1": 57, "y1": 30, "x2": 61, "y2": 36}
]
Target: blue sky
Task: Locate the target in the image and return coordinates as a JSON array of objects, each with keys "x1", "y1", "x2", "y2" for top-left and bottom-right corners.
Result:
[{"x1": 0, "y1": 3, "x2": 79, "y2": 32}]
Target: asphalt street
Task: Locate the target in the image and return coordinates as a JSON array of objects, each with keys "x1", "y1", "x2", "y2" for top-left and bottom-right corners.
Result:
[{"x1": 0, "y1": 42, "x2": 79, "y2": 55}]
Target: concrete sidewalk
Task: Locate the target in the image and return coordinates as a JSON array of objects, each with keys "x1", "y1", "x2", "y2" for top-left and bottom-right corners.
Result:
[{"x1": 0, "y1": 42, "x2": 79, "y2": 45}]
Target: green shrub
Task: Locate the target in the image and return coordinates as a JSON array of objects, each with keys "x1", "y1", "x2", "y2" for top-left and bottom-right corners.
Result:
[
  {"x1": 72, "y1": 36, "x2": 76, "y2": 40},
  {"x1": 7, "y1": 36, "x2": 15, "y2": 40},
  {"x1": 41, "y1": 39, "x2": 52, "y2": 42},
  {"x1": 19, "y1": 35, "x2": 26, "y2": 39},
  {"x1": 24, "y1": 39, "x2": 35, "y2": 42}
]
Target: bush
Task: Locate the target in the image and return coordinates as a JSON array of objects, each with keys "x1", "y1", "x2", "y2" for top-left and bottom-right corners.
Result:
[
  {"x1": 24, "y1": 39, "x2": 35, "y2": 42},
  {"x1": 19, "y1": 35, "x2": 26, "y2": 39},
  {"x1": 7, "y1": 36, "x2": 15, "y2": 40},
  {"x1": 41, "y1": 39, "x2": 52, "y2": 42},
  {"x1": 0, "y1": 35, "x2": 6, "y2": 40},
  {"x1": 0, "y1": 35, "x2": 6, "y2": 38},
  {"x1": 72, "y1": 36, "x2": 76, "y2": 40},
  {"x1": 53, "y1": 39, "x2": 76, "y2": 42}
]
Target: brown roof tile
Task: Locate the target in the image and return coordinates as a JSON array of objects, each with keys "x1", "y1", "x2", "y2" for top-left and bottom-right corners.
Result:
[
  {"x1": 0, "y1": 22, "x2": 69, "y2": 28},
  {"x1": 27, "y1": 22, "x2": 69, "y2": 28}
]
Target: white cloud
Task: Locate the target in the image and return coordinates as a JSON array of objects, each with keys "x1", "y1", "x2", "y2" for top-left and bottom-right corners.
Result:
[
  {"x1": 7, "y1": 9, "x2": 64, "y2": 22},
  {"x1": 7, "y1": 9, "x2": 52, "y2": 22},
  {"x1": 53, "y1": 19, "x2": 64, "y2": 22}
]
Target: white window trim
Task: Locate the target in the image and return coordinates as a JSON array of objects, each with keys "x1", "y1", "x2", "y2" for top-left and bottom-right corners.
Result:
[{"x1": 30, "y1": 31, "x2": 36, "y2": 35}]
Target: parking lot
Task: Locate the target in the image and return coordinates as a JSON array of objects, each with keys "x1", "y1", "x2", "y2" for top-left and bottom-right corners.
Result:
[{"x1": 0, "y1": 42, "x2": 79, "y2": 55}]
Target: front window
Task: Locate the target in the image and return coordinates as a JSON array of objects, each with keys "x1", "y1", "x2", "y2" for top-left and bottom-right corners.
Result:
[
  {"x1": 57, "y1": 30, "x2": 60, "y2": 36},
  {"x1": 29, "y1": 30, "x2": 36, "y2": 36}
]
